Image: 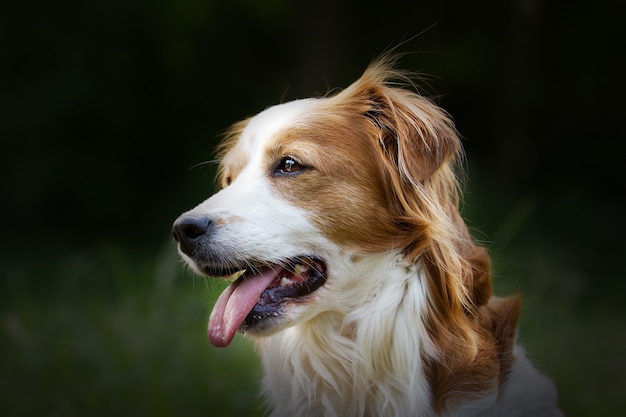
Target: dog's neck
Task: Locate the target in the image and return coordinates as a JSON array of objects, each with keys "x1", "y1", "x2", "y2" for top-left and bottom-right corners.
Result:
[{"x1": 255, "y1": 254, "x2": 438, "y2": 417}]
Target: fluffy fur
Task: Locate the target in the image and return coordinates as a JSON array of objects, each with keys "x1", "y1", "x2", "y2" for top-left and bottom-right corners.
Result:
[{"x1": 173, "y1": 56, "x2": 563, "y2": 416}]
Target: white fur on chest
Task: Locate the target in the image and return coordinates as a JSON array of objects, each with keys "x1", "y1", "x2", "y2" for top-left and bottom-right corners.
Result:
[{"x1": 256, "y1": 253, "x2": 435, "y2": 417}]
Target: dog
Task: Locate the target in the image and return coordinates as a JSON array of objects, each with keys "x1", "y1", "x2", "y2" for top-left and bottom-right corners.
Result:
[{"x1": 172, "y1": 56, "x2": 563, "y2": 417}]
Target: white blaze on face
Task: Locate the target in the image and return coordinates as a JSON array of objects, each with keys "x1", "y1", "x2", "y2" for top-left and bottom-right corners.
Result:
[{"x1": 184, "y1": 97, "x2": 330, "y2": 266}]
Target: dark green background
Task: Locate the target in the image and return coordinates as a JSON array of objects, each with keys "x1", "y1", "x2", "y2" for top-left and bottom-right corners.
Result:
[{"x1": 2, "y1": 0, "x2": 624, "y2": 416}]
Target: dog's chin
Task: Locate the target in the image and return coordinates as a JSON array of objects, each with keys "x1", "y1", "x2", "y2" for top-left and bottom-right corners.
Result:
[{"x1": 189, "y1": 256, "x2": 327, "y2": 347}]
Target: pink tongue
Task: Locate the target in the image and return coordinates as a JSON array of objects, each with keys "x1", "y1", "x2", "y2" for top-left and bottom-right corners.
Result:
[{"x1": 208, "y1": 268, "x2": 280, "y2": 347}]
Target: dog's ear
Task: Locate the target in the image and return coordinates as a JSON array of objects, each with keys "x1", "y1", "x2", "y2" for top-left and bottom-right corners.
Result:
[
  {"x1": 332, "y1": 56, "x2": 462, "y2": 184},
  {"x1": 338, "y1": 58, "x2": 497, "y2": 366},
  {"x1": 215, "y1": 118, "x2": 251, "y2": 188},
  {"x1": 363, "y1": 84, "x2": 462, "y2": 183}
]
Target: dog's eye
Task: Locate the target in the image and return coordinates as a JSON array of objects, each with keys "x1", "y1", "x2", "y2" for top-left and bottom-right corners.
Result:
[{"x1": 274, "y1": 156, "x2": 307, "y2": 176}]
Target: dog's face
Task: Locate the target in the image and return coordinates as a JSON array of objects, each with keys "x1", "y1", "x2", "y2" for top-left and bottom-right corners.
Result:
[
  {"x1": 172, "y1": 63, "x2": 474, "y2": 348},
  {"x1": 172, "y1": 96, "x2": 400, "y2": 347}
]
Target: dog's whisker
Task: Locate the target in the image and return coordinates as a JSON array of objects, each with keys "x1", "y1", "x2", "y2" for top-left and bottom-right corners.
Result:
[{"x1": 188, "y1": 159, "x2": 220, "y2": 170}]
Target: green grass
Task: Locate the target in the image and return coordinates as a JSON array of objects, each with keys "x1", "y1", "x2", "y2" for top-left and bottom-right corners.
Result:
[
  {"x1": 1, "y1": 234, "x2": 623, "y2": 416},
  {"x1": 0, "y1": 242, "x2": 263, "y2": 417}
]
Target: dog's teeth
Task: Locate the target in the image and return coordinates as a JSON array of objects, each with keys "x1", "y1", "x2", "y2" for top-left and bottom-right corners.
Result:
[
  {"x1": 280, "y1": 277, "x2": 292, "y2": 287},
  {"x1": 293, "y1": 264, "x2": 307, "y2": 275},
  {"x1": 226, "y1": 269, "x2": 246, "y2": 282}
]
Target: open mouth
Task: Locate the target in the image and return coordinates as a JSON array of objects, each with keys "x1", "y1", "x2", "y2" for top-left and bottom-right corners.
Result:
[{"x1": 207, "y1": 257, "x2": 327, "y2": 347}]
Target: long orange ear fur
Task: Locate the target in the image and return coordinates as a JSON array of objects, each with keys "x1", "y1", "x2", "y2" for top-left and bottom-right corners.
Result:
[{"x1": 332, "y1": 55, "x2": 518, "y2": 410}]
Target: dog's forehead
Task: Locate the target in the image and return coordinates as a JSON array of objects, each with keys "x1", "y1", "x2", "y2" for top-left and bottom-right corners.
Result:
[{"x1": 239, "y1": 98, "x2": 321, "y2": 153}]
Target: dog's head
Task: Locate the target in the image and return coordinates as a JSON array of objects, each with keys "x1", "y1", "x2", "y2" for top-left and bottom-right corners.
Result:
[{"x1": 172, "y1": 57, "x2": 491, "y2": 349}]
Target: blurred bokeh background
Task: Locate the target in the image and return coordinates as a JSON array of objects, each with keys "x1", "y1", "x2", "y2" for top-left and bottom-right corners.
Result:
[{"x1": 1, "y1": 0, "x2": 624, "y2": 416}]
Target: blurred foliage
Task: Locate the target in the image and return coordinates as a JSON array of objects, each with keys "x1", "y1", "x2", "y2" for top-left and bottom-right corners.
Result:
[
  {"x1": 1, "y1": 0, "x2": 625, "y2": 416},
  {"x1": 0, "y1": 243, "x2": 263, "y2": 417}
]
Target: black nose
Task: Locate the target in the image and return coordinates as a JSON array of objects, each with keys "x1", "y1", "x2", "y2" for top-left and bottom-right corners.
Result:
[{"x1": 172, "y1": 215, "x2": 211, "y2": 257}]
